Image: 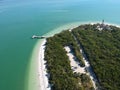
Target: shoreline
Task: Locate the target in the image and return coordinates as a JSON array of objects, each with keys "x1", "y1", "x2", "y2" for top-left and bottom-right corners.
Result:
[
  {"x1": 26, "y1": 21, "x2": 120, "y2": 90},
  {"x1": 38, "y1": 39, "x2": 50, "y2": 90}
]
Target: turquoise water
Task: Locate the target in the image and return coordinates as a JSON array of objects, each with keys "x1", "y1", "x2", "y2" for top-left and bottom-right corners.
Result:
[{"x1": 0, "y1": 0, "x2": 120, "y2": 90}]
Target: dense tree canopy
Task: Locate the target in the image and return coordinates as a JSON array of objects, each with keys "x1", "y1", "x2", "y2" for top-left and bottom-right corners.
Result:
[
  {"x1": 45, "y1": 24, "x2": 120, "y2": 90},
  {"x1": 45, "y1": 30, "x2": 93, "y2": 90},
  {"x1": 72, "y1": 24, "x2": 120, "y2": 90}
]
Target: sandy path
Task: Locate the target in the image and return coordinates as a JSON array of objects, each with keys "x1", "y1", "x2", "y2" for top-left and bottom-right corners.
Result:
[
  {"x1": 64, "y1": 46, "x2": 85, "y2": 74},
  {"x1": 80, "y1": 48, "x2": 97, "y2": 90},
  {"x1": 71, "y1": 32, "x2": 98, "y2": 90}
]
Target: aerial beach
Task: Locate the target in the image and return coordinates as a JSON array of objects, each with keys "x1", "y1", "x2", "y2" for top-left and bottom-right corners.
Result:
[
  {"x1": 27, "y1": 21, "x2": 120, "y2": 90},
  {"x1": 27, "y1": 22, "x2": 84, "y2": 90},
  {"x1": 1, "y1": 0, "x2": 120, "y2": 90}
]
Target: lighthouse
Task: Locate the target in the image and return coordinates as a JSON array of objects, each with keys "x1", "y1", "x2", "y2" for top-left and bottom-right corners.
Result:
[{"x1": 102, "y1": 19, "x2": 104, "y2": 25}]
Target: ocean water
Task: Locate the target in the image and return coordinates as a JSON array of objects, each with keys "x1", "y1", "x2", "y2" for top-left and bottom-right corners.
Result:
[{"x1": 0, "y1": 0, "x2": 120, "y2": 90}]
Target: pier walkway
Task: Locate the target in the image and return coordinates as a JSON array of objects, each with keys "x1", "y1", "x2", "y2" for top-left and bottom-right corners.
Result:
[{"x1": 32, "y1": 35, "x2": 47, "y2": 39}]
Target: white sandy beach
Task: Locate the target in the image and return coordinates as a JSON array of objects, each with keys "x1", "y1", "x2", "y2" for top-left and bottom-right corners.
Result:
[
  {"x1": 38, "y1": 39, "x2": 50, "y2": 90},
  {"x1": 27, "y1": 39, "x2": 50, "y2": 90}
]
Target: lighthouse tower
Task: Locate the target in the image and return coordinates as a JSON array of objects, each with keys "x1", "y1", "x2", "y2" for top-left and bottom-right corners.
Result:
[{"x1": 102, "y1": 19, "x2": 104, "y2": 25}]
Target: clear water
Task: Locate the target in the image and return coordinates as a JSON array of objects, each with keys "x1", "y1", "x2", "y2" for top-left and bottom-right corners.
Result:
[{"x1": 0, "y1": 0, "x2": 120, "y2": 90}]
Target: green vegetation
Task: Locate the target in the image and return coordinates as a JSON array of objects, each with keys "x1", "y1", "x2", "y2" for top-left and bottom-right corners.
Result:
[
  {"x1": 45, "y1": 30, "x2": 93, "y2": 90},
  {"x1": 72, "y1": 24, "x2": 120, "y2": 90},
  {"x1": 74, "y1": 73, "x2": 94, "y2": 90}
]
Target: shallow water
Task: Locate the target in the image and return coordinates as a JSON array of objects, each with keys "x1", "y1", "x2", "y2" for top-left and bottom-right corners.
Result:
[{"x1": 0, "y1": 0, "x2": 120, "y2": 90}]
